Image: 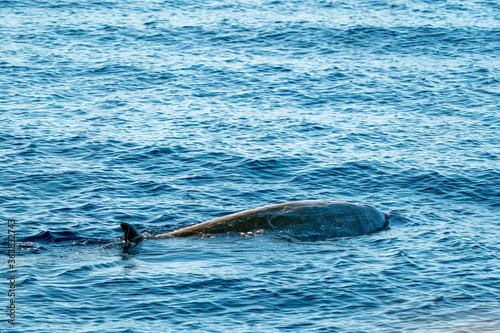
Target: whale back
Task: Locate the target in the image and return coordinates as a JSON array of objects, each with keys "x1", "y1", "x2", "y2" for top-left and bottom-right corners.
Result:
[
  {"x1": 160, "y1": 201, "x2": 389, "y2": 238},
  {"x1": 261, "y1": 201, "x2": 388, "y2": 237}
]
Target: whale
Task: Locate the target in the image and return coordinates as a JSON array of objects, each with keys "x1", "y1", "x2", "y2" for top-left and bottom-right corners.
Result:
[{"x1": 120, "y1": 200, "x2": 390, "y2": 243}]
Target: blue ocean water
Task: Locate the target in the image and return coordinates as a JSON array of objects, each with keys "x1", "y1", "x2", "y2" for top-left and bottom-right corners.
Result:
[{"x1": 1, "y1": 0, "x2": 500, "y2": 331}]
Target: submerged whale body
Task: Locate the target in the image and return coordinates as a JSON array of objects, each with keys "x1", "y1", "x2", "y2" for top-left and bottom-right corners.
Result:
[{"x1": 121, "y1": 201, "x2": 390, "y2": 243}]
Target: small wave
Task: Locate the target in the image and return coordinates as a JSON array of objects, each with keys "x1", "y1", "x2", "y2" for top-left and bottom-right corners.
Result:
[
  {"x1": 22, "y1": 230, "x2": 82, "y2": 244},
  {"x1": 20, "y1": 230, "x2": 110, "y2": 247}
]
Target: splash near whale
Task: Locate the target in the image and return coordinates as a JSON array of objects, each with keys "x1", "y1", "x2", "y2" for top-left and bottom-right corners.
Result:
[{"x1": 120, "y1": 201, "x2": 390, "y2": 243}]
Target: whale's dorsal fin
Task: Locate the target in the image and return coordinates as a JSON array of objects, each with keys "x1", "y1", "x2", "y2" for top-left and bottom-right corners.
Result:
[{"x1": 121, "y1": 223, "x2": 144, "y2": 243}]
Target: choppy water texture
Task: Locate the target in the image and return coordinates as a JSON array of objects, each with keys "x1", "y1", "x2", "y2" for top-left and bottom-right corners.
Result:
[{"x1": 1, "y1": 0, "x2": 500, "y2": 332}]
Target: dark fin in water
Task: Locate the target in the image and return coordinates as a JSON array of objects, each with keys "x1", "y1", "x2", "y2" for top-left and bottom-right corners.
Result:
[{"x1": 121, "y1": 223, "x2": 144, "y2": 243}]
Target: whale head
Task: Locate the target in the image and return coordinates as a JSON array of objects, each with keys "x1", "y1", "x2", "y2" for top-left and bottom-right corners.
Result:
[{"x1": 383, "y1": 212, "x2": 391, "y2": 229}]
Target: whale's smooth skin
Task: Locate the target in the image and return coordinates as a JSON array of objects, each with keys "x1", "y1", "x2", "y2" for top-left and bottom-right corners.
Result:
[{"x1": 121, "y1": 201, "x2": 390, "y2": 243}]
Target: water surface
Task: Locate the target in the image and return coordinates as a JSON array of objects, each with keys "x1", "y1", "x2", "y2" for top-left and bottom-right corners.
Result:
[{"x1": 1, "y1": 0, "x2": 499, "y2": 332}]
